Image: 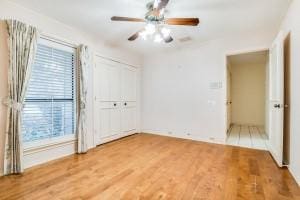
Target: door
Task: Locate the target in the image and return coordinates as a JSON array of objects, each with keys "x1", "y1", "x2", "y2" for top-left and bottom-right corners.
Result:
[
  {"x1": 226, "y1": 65, "x2": 232, "y2": 133},
  {"x1": 122, "y1": 65, "x2": 137, "y2": 102},
  {"x1": 95, "y1": 59, "x2": 120, "y2": 102},
  {"x1": 283, "y1": 33, "x2": 291, "y2": 165},
  {"x1": 94, "y1": 57, "x2": 122, "y2": 144},
  {"x1": 122, "y1": 102, "x2": 137, "y2": 134},
  {"x1": 267, "y1": 31, "x2": 285, "y2": 167},
  {"x1": 121, "y1": 65, "x2": 137, "y2": 135},
  {"x1": 95, "y1": 102, "x2": 121, "y2": 144}
]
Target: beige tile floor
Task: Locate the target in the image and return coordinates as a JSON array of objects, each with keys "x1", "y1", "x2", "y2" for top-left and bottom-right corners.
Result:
[{"x1": 226, "y1": 124, "x2": 268, "y2": 150}]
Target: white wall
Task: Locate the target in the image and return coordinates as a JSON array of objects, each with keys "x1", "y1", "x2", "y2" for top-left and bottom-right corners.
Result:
[
  {"x1": 280, "y1": 0, "x2": 300, "y2": 185},
  {"x1": 231, "y1": 63, "x2": 266, "y2": 125},
  {"x1": 141, "y1": 32, "x2": 274, "y2": 144},
  {"x1": 0, "y1": 0, "x2": 142, "y2": 174}
]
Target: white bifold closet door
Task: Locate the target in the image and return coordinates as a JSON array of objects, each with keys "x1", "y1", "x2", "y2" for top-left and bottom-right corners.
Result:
[
  {"x1": 94, "y1": 56, "x2": 137, "y2": 145},
  {"x1": 121, "y1": 65, "x2": 137, "y2": 133}
]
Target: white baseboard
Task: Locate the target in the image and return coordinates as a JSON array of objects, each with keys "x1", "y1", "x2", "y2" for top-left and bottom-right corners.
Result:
[
  {"x1": 141, "y1": 129, "x2": 226, "y2": 145},
  {"x1": 288, "y1": 166, "x2": 300, "y2": 187}
]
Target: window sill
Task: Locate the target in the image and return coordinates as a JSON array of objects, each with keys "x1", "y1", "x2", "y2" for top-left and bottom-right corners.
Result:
[{"x1": 24, "y1": 135, "x2": 77, "y2": 155}]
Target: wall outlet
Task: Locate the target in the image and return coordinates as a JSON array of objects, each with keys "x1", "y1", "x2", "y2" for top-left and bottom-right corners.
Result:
[
  {"x1": 168, "y1": 131, "x2": 173, "y2": 135},
  {"x1": 186, "y1": 133, "x2": 191, "y2": 136},
  {"x1": 209, "y1": 137, "x2": 215, "y2": 141}
]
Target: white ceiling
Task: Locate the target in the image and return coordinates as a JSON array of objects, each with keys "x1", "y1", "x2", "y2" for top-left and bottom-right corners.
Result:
[
  {"x1": 9, "y1": 0, "x2": 291, "y2": 54},
  {"x1": 228, "y1": 50, "x2": 269, "y2": 66}
]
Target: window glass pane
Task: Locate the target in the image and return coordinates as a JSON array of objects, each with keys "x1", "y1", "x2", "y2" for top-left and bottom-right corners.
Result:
[{"x1": 22, "y1": 40, "x2": 76, "y2": 143}]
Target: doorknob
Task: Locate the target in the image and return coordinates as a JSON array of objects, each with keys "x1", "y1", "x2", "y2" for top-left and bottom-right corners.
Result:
[
  {"x1": 274, "y1": 104, "x2": 281, "y2": 108},
  {"x1": 113, "y1": 103, "x2": 117, "y2": 107},
  {"x1": 124, "y1": 102, "x2": 127, "y2": 106},
  {"x1": 284, "y1": 104, "x2": 289, "y2": 108}
]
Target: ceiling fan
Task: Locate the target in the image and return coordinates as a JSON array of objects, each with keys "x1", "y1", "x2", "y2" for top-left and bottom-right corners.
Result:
[{"x1": 111, "y1": 0, "x2": 200, "y2": 43}]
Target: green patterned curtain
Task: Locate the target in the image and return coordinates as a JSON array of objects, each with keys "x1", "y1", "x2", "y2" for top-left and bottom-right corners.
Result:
[
  {"x1": 3, "y1": 20, "x2": 39, "y2": 175},
  {"x1": 77, "y1": 45, "x2": 90, "y2": 153}
]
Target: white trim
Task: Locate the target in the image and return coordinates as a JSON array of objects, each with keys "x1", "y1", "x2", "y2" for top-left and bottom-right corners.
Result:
[
  {"x1": 40, "y1": 32, "x2": 79, "y2": 49},
  {"x1": 142, "y1": 130, "x2": 226, "y2": 145},
  {"x1": 24, "y1": 137, "x2": 76, "y2": 155},
  {"x1": 225, "y1": 47, "x2": 270, "y2": 57},
  {"x1": 288, "y1": 166, "x2": 300, "y2": 187},
  {"x1": 24, "y1": 135, "x2": 76, "y2": 152},
  {"x1": 38, "y1": 36, "x2": 77, "y2": 53},
  {"x1": 94, "y1": 53, "x2": 140, "y2": 69}
]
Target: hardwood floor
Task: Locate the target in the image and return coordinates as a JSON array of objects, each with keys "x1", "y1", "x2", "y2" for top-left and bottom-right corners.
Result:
[{"x1": 0, "y1": 133, "x2": 299, "y2": 200}]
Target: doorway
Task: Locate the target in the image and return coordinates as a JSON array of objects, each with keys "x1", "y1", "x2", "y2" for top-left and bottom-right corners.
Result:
[{"x1": 226, "y1": 50, "x2": 269, "y2": 150}]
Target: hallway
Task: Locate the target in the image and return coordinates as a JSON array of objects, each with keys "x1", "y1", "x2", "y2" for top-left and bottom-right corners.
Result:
[{"x1": 226, "y1": 124, "x2": 268, "y2": 150}]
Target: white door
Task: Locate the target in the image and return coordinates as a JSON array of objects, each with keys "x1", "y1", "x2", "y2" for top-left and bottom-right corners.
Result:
[
  {"x1": 95, "y1": 102, "x2": 121, "y2": 144},
  {"x1": 94, "y1": 57, "x2": 138, "y2": 144},
  {"x1": 267, "y1": 32, "x2": 285, "y2": 167},
  {"x1": 121, "y1": 65, "x2": 137, "y2": 135},
  {"x1": 122, "y1": 66, "x2": 137, "y2": 102},
  {"x1": 122, "y1": 102, "x2": 137, "y2": 134},
  {"x1": 110, "y1": 103, "x2": 121, "y2": 136},
  {"x1": 95, "y1": 60, "x2": 120, "y2": 102}
]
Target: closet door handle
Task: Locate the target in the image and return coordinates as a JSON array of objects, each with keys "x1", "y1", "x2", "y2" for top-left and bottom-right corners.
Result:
[
  {"x1": 124, "y1": 102, "x2": 127, "y2": 106},
  {"x1": 113, "y1": 103, "x2": 117, "y2": 107}
]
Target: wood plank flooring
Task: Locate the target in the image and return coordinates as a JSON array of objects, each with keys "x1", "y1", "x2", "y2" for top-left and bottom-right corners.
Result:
[{"x1": 0, "y1": 133, "x2": 299, "y2": 200}]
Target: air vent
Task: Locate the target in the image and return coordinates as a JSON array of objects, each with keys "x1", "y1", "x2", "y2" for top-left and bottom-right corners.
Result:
[{"x1": 179, "y1": 36, "x2": 192, "y2": 43}]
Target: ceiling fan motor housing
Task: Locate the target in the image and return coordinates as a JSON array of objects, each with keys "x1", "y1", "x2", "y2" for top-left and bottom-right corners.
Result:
[{"x1": 145, "y1": 1, "x2": 165, "y2": 22}]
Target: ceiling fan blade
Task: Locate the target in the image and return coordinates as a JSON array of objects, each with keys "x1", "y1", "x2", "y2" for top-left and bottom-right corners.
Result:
[
  {"x1": 154, "y1": 0, "x2": 170, "y2": 10},
  {"x1": 164, "y1": 35, "x2": 173, "y2": 43},
  {"x1": 165, "y1": 18, "x2": 200, "y2": 26},
  {"x1": 111, "y1": 16, "x2": 145, "y2": 22},
  {"x1": 128, "y1": 29, "x2": 145, "y2": 41}
]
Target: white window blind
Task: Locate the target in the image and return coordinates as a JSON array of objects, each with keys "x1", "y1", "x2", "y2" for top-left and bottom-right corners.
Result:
[{"x1": 22, "y1": 38, "x2": 76, "y2": 143}]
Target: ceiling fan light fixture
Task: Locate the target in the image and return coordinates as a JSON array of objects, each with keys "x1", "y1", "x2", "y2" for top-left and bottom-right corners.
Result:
[
  {"x1": 145, "y1": 23, "x2": 156, "y2": 34},
  {"x1": 139, "y1": 31, "x2": 148, "y2": 40},
  {"x1": 154, "y1": 34, "x2": 163, "y2": 43},
  {"x1": 161, "y1": 27, "x2": 171, "y2": 38}
]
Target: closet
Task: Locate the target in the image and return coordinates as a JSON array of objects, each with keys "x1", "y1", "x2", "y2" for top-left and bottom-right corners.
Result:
[{"x1": 94, "y1": 56, "x2": 138, "y2": 145}]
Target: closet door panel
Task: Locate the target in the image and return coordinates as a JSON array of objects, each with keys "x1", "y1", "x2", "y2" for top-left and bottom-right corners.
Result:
[
  {"x1": 122, "y1": 106, "x2": 136, "y2": 133},
  {"x1": 96, "y1": 63, "x2": 110, "y2": 101},
  {"x1": 109, "y1": 65, "x2": 121, "y2": 102},
  {"x1": 94, "y1": 56, "x2": 138, "y2": 145},
  {"x1": 122, "y1": 66, "x2": 137, "y2": 102},
  {"x1": 110, "y1": 106, "x2": 121, "y2": 136},
  {"x1": 99, "y1": 108, "x2": 110, "y2": 138}
]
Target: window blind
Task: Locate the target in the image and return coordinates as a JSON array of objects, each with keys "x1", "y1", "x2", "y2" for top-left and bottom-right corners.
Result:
[{"x1": 22, "y1": 40, "x2": 76, "y2": 143}]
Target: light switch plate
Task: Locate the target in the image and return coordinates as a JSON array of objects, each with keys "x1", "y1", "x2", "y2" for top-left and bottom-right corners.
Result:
[{"x1": 209, "y1": 82, "x2": 222, "y2": 89}]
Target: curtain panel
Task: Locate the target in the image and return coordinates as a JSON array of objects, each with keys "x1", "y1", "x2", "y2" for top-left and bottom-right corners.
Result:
[
  {"x1": 3, "y1": 20, "x2": 39, "y2": 175},
  {"x1": 77, "y1": 45, "x2": 90, "y2": 153}
]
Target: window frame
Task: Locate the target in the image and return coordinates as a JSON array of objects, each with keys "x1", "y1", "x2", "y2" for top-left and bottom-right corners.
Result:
[{"x1": 23, "y1": 36, "x2": 78, "y2": 150}]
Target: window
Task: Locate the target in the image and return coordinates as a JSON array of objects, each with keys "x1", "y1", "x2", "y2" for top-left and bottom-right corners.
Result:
[{"x1": 22, "y1": 38, "x2": 76, "y2": 144}]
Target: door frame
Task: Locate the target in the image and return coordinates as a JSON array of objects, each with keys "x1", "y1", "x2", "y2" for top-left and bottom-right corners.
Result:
[
  {"x1": 283, "y1": 32, "x2": 291, "y2": 165},
  {"x1": 224, "y1": 47, "x2": 269, "y2": 141}
]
